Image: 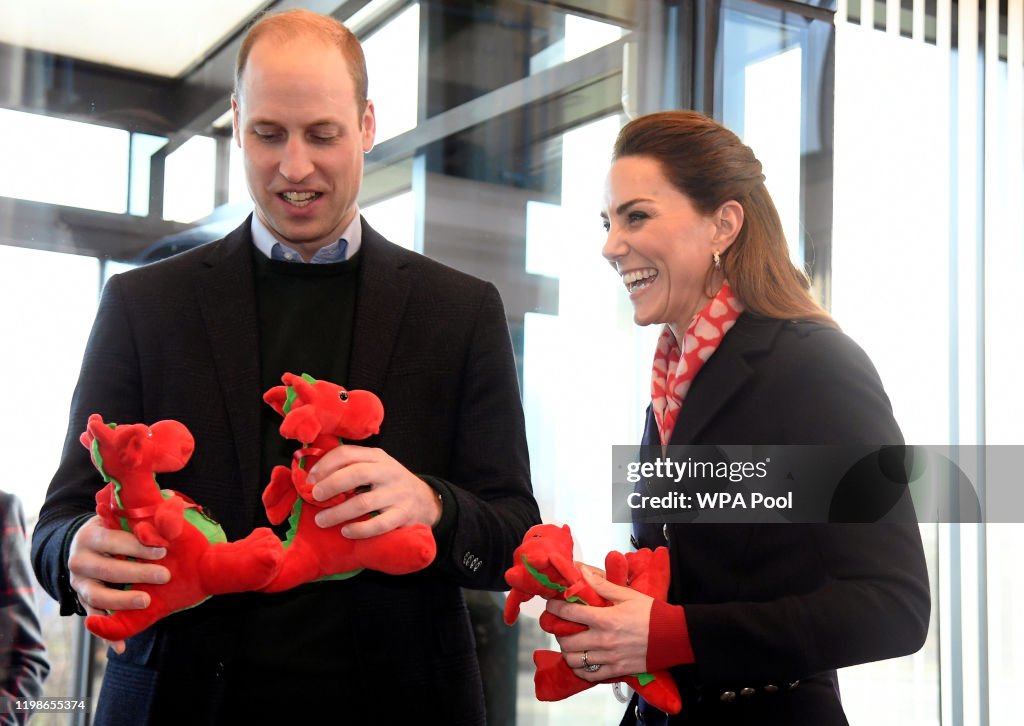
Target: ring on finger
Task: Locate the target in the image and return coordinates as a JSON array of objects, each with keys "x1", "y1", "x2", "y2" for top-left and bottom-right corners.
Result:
[{"x1": 581, "y1": 650, "x2": 602, "y2": 673}]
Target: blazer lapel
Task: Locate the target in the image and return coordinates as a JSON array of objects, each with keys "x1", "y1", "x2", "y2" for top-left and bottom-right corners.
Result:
[
  {"x1": 347, "y1": 218, "x2": 412, "y2": 394},
  {"x1": 668, "y1": 314, "x2": 784, "y2": 445},
  {"x1": 193, "y1": 218, "x2": 263, "y2": 503}
]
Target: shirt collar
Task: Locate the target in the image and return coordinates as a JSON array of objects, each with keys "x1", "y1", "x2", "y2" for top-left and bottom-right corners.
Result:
[{"x1": 250, "y1": 207, "x2": 363, "y2": 263}]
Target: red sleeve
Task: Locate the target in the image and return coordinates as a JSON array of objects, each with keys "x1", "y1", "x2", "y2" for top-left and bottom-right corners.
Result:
[{"x1": 646, "y1": 600, "x2": 695, "y2": 671}]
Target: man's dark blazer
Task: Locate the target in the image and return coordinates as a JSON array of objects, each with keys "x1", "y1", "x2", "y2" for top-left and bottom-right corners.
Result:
[
  {"x1": 32, "y1": 217, "x2": 540, "y2": 724},
  {"x1": 628, "y1": 314, "x2": 930, "y2": 726}
]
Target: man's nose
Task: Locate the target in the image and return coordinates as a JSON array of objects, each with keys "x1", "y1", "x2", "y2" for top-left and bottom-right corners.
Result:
[{"x1": 279, "y1": 138, "x2": 314, "y2": 182}]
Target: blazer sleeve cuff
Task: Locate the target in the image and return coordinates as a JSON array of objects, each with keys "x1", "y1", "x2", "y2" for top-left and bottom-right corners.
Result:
[
  {"x1": 647, "y1": 600, "x2": 695, "y2": 671},
  {"x1": 418, "y1": 475, "x2": 458, "y2": 558},
  {"x1": 57, "y1": 513, "x2": 94, "y2": 616}
]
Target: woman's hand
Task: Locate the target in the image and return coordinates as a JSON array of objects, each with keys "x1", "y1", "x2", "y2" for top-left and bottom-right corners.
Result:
[{"x1": 546, "y1": 566, "x2": 654, "y2": 681}]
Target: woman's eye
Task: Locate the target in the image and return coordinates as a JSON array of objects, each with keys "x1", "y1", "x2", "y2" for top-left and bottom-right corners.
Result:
[
  {"x1": 628, "y1": 211, "x2": 648, "y2": 224},
  {"x1": 601, "y1": 219, "x2": 610, "y2": 232}
]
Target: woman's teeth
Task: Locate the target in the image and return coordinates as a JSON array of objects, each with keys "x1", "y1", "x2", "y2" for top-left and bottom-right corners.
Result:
[{"x1": 623, "y1": 268, "x2": 658, "y2": 292}]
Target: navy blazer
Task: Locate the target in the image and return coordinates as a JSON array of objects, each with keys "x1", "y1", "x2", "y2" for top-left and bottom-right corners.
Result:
[
  {"x1": 629, "y1": 314, "x2": 930, "y2": 725},
  {"x1": 32, "y1": 218, "x2": 540, "y2": 724}
]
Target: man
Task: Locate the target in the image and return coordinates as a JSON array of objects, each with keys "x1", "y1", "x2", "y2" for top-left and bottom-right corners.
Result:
[
  {"x1": 31, "y1": 10, "x2": 538, "y2": 724},
  {"x1": 1, "y1": 491, "x2": 49, "y2": 725}
]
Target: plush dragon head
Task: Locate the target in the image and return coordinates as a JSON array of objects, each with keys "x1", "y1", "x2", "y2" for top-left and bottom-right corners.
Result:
[
  {"x1": 503, "y1": 523, "x2": 596, "y2": 625},
  {"x1": 81, "y1": 414, "x2": 194, "y2": 514},
  {"x1": 264, "y1": 372, "x2": 384, "y2": 445}
]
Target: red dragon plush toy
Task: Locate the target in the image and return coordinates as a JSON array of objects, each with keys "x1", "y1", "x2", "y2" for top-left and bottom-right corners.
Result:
[
  {"x1": 259, "y1": 372, "x2": 437, "y2": 592},
  {"x1": 504, "y1": 523, "x2": 682, "y2": 715},
  {"x1": 82, "y1": 413, "x2": 284, "y2": 641}
]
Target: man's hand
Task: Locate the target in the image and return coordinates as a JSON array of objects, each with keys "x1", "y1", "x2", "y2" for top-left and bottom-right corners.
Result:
[
  {"x1": 68, "y1": 516, "x2": 170, "y2": 653},
  {"x1": 305, "y1": 445, "x2": 442, "y2": 537}
]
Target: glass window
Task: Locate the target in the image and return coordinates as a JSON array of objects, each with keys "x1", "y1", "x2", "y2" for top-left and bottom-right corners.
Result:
[
  {"x1": 983, "y1": 43, "x2": 1024, "y2": 447},
  {"x1": 979, "y1": 8, "x2": 1024, "y2": 725},
  {"x1": 988, "y1": 523, "x2": 1024, "y2": 724},
  {"x1": 363, "y1": 190, "x2": 417, "y2": 250},
  {"x1": 0, "y1": 108, "x2": 129, "y2": 213},
  {"x1": 716, "y1": 0, "x2": 832, "y2": 275},
  {"x1": 163, "y1": 135, "x2": 216, "y2": 222},
  {"x1": 421, "y1": 2, "x2": 626, "y2": 116},
  {"x1": 832, "y1": 23, "x2": 950, "y2": 444},
  {"x1": 363, "y1": 3, "x2": 421, "y2": 143},
  {"x1": 522, "y1": 113, "x2": 644, "y2": 549},
  {"x1": 0, "y1": 245, "x2": 98, "y2": 518},
  {"x1": 530, "y1": 12, "x2": 624, "y2": 73},
  {"x1": 128, "y1": 132, "x2": 169, "y2": 217},
  {"x1": 0, "y1": 242, "x2": 100, "y2": 708},
  {"x1": 831, "y1": 18, "x2": 949, "y2": 725},
  {"x1": 735, "y1": 43, "x2": 802, "y2": 266}
]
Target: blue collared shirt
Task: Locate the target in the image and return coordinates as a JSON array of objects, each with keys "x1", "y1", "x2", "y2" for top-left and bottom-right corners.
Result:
[{"x1": 251, "y1": 208, "x2": 363, "y2": 263}]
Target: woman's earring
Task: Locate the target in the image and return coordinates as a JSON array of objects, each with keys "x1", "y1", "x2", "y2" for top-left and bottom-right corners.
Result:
[{"x1": 713, "y1": 250, "x2": 721, "y2": 269}]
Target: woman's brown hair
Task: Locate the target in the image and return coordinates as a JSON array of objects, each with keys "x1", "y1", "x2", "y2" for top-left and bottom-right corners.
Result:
[{"x1": 613, "y1": 110, "x2": 836, "y2": 327}]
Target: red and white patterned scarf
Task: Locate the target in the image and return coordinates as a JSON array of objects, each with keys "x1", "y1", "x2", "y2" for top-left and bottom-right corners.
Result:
[{"x1": 651, "y1": 282, "x2": 743, "y2": 445}]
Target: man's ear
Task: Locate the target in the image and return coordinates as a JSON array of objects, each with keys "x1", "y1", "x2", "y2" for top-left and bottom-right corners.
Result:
[
  {"x1": 231, "y1": 94, "x2": 242, "y2": 148},
  {"x1": 713, "y1": 199, "x2": 744, "y2": 252},
  {"x1": 361, "y1": 99, "x2": 376, "y2": 153}
]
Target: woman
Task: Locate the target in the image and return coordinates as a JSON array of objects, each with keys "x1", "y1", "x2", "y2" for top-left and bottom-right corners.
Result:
[{"x1": 546, "y1": 111, "x2": 930, "y2": 725}]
